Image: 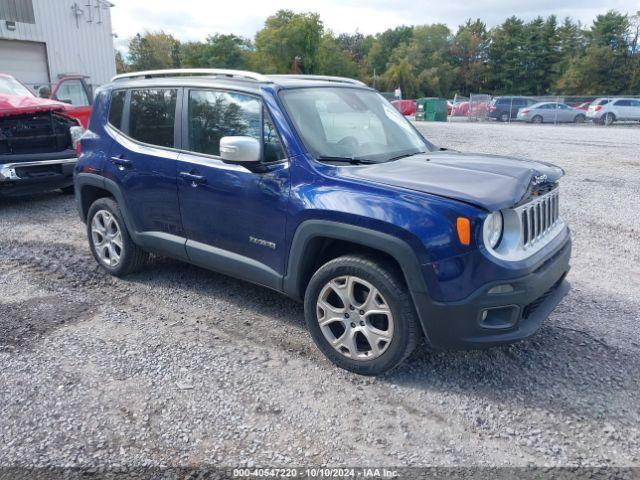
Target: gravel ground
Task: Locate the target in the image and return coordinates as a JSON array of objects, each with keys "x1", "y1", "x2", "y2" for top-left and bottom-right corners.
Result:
[{"x1": 1, "y1": 122, "x2": 639, "y2": 471}]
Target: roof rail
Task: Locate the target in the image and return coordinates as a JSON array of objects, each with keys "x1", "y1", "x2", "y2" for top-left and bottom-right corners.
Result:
[
  {"x1": 112, "y1": 68, "x2": 270, "y2": 83},
  {"x1": 268, "y1": 74, "x2": 367, "y2": 86}
]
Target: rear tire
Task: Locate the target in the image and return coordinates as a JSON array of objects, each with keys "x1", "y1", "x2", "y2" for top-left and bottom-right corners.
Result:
[
  {"x1": 304, "y1": 254, "x2": 421, "y2": 376},
  {"x1": 531, "y1": 115, "x2": 543, "y2": 124},
  {"x1": 500, "y1": 112, "x2": 509, "y2": 122},
  {"x1": 574, "y1": 114, "x2": 585, "y2": 124},
  {"x1": 86, "y1": 197, "x2": 148, "y2": 277}
]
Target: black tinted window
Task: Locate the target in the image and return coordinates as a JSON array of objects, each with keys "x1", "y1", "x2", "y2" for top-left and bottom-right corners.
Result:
[
  {"x1": 129, "y1": 89, "x2": 177, "y2": 148},
  {"x1": 108, "y1": 90, "x2": 126, "y2": 129},
  {"x1": 188, "y1": 90, "x2": 260, "y2": 156},
  {"x1": 614, "y1": 99, "x2": 630, "y2": 106}
]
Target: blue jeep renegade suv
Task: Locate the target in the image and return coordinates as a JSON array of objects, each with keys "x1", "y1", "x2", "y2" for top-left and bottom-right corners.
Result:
[{"x1": 75, "y1": 69, "x2": 571, "y2": 375}]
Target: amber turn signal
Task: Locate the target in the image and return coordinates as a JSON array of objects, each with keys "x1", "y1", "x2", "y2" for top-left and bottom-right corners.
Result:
[{"x1": 456, "y1": 217, "x2": 471, "y2": 246}]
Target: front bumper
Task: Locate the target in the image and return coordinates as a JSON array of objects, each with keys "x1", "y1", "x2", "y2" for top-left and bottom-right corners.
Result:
[
  {"x1": 0, "y1": 157, "x2": 77, "y2": 196},
  {"x1": 415, "y1": 236, "x2": 571, "y2": 350}
]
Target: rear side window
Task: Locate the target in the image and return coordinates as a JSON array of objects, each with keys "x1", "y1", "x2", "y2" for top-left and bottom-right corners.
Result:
[
  {"x1": 596, "y1": 99, "x2": 611, "y2": 106},
  {"x1": 188, "y1": 89, "x2": 260, "y2": 156},
  {"x1": 129, "y1": 89, "x2": 178, "y2": 148},
  {"x1": 108, "y1": 90, "x2": 126, "y2": 129},
  {"x1": 614, "y1": 99, "x2": 630, "y2": 106}
]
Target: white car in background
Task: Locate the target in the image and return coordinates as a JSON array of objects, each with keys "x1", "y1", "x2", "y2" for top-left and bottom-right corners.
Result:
[{"x1": 586, "y1": 98, "x2": 640, "y2": 125}]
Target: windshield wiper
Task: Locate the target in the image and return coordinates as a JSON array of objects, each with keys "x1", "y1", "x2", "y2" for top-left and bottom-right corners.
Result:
[
  {"x1": 316, "y1": 156, "x2": 375, "y2": 165},
  {"x1": 387, "y1": 151, "x2": 427, "y2": 162}
]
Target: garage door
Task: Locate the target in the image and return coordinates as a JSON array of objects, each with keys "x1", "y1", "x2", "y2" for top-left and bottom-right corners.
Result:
[{"x1": 0, "y1": 39, "x2": 49, "y2": 90}]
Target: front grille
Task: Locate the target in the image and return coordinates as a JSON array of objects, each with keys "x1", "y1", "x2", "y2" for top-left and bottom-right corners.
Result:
[
  {"x1": 0, "y1": 111, "x2": 75, "y2": 156},
  {"x1": 519, "y1": 189, "x2": 560, "y2": 248}
]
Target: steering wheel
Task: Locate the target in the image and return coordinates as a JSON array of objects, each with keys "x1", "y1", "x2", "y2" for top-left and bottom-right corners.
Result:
[{"x1": 337, "y1": 136, "x2": 359, "y2": 148}]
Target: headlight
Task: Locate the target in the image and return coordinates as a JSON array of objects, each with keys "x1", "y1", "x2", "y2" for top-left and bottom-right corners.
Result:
[{"x1": 483, "y1": 211, "x2": 503, "y2": 249}]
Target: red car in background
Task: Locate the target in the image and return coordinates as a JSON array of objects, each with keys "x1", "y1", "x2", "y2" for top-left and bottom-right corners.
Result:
[
  {"x1": 391, "y1": 99, "x2": 416, "y2": 116},
  {"x1": 0, "y1": 73, "x2": 92, "y2": 128},
  {"x1": 573, "y1": 102, "x2": 591, "y2": 111},
  {"x1": 0, "y1": 73, "x2": 87, "y2": 196}
]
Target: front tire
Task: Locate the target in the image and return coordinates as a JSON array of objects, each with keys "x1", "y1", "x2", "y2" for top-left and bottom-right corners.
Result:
[
  {"x1": 86, "y1": 197, "x2": 148, "y2": 277},
  {"x1": 603, "y1": 113, "x2": 616, "y2": 126},
  {"x1": 304, "y1": 255, "x2": 421, "y2": 375}
]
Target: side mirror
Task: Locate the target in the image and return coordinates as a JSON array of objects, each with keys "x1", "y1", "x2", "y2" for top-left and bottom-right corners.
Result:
[{"x1": 220, "y1": 136, "x2": 261, "y2": 164}]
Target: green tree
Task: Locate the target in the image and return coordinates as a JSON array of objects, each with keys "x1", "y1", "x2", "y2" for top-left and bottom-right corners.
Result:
[
  {"x1": 181, "y1": 34, "x2": 252, "y2": 69},
  {"x1": 487, "y1": 17, "x2": 528, "y2": 93},
  {"x1": 451, "y1": 19, "x2": 489, "y2": 95},
  {"x1": 366, "y1": 26, "x2": 413, "y2": 76},
  {"x1": 115, "y1": 50, "x2": 128, "y2": 74},
  {"x1": 253, "y1": 10, "x2": 323, "y2": 73},
  {"x1": 317, "y1": 33, "x2": 358, "y2": 77},
  {"x1": 557, "y1": 11, "x2": 635, "y2": 93},
  {"x1": 127, "y1": 31, "x2": 181, "y2": 71},
  {"x1": 381, "y1": 58, "x2": 417, "y2": 98}
]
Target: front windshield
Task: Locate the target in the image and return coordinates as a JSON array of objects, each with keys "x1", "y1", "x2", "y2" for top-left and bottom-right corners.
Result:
[
  {"x1": 0, "y1": 77, "x2": 34, "y2": 97},
  {"x1": 280, "y1": 87, "x2": 433, "y2": 163}
]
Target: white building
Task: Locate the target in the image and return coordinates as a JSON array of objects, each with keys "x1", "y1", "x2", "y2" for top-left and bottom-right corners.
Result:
[{"x1": 0, "y1": 0, "x2": 116, "y2": 91}]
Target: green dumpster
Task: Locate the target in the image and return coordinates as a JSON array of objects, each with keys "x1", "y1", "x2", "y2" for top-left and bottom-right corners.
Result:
[{"x1": 415, "y1": 97, "x2": 447, "y2": 122}]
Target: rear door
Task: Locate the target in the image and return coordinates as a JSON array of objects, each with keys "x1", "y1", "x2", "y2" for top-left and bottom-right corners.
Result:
[
  {"x1": 612, "y1": 99, "x2": 630, "y2": 120},
  {"x1": 104, "y1": 87, "x2": 184, "y2": 241},
  {"x1": 629, "y1": 100, "x2": 640, "y2": 120}
]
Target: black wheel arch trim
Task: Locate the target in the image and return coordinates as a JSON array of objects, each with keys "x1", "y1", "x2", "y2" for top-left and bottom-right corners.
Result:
[
  {"x1": 284, "y1": 219, "x2": 434, "y2": 344},
  {"x1": 284, "y1": 220, "x2": 429, "y2": 299}
]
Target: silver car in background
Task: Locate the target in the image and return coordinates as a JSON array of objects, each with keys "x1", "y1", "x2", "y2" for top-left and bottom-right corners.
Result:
[
  {"x1": 517, "y1": 102, "x2": 586, "y2": 124},
  {"x1": 586, "y1": 98, "x2": 640, "y2": 126}
]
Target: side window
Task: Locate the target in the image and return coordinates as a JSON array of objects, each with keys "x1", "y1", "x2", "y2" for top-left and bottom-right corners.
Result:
[
  {"x1": 263, "y1": 107, "x2": 285, "y2": 162},
  {"x1": 614, "y1": 100, "x2": 630, "y2": 107},
  {"x1": 55, "y1": 79, "x2": 90, "y2": 106},
  {"x1": 631, "y1": 100, "x2": 640, "y2": 107},
  {"x1": 129, "y1": 89, "x2": 177, "y2": 148},
  {"x1": 108, "y1": 90, "x2": 126, "y2": 130},
  {"x1": 188, "y1": 89, "x2": 260, "y2": 156}
]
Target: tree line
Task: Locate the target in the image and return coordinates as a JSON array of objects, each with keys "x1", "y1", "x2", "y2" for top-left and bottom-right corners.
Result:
[{"x1": 116, "y1": 9, "x2": 640, "y2": 98}]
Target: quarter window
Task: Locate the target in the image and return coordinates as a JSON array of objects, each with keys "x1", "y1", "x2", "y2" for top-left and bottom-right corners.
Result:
[
  {"x1": 129, "y1": 89, "x2": 177, "y2": 148},
  {"x1": 188, "y1": 89, "x2": 261, "y2": 157},
  {"x1": 108, "y1": 90, "x2": 126, "y2": 130},
  {"x1": 263, "y1": 107, "x2": 285, "y2": 162}
]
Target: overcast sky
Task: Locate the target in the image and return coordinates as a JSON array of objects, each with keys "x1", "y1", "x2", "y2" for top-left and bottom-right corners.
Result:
[{"x1": 111, "y1": 0, "x2": 640, "y2": 51}]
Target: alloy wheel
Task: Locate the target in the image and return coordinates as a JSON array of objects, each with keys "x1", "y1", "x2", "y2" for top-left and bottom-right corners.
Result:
[
  {"x1": 91, "y1": 210, "x2": 123, "y2": 268},
  {"x1": 316, "y1": 275, "x2": 394, "y2": 360}
]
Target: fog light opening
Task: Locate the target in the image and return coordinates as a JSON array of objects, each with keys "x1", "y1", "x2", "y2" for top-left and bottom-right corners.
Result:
[{"x1": 479, "y1": 306, "x2": 519, "y2": 330}]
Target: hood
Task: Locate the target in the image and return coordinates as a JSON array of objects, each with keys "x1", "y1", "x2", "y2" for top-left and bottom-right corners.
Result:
[
  {"x1": 0, "y1": 94, "x2": 70, "y2": 117},
  {"x1": 340, "y1": 151, "x2": 564, "y2": 211}
]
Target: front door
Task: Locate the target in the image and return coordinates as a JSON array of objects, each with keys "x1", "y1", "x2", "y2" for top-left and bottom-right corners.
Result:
[{"x1": 176, "y1": 88, "x2": 290, "y2": 288}]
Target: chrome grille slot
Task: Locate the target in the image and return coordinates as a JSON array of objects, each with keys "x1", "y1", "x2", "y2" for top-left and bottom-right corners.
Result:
[
  {"x1": 520, "y1": 189, "x2": 560, "y2": 248},
  {"x1": 486, "y1": 187, "x2": 563, "y2": 261}
]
